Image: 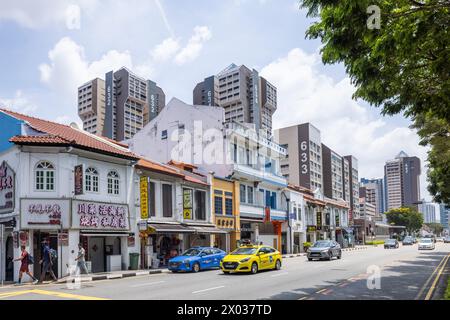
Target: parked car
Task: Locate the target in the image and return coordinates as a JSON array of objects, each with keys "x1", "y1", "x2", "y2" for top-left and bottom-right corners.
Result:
[
  {"x1": 384, "y1": 239, "x2": 399, "y2": 249},
  {"x1": 307, "y1": 240, "x2": 342, "y2": 261},
  {"x1": 220, "y1": 244, "x2": 282, "y2": 274},
  {"x1": 402, "y1": 236, "x2": 414, "y2": 246},
  {"x1": 444, "y1": 236, "x2": 450, "y2": 243},
  {"x1": 435, "y1": 237, "x2": 444, "y2": 242},
  {"x1": 168, "y1": 247, "x2": 226, "y2": 273},
  {"x1": 418, "y1": 238, "x2": 436, "y2": 250}
]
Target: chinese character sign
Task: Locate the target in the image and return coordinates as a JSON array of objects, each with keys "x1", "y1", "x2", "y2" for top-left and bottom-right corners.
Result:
[
  {"x1": 0, "y1": 161, "x2": 15, "y2": 214},
  {"x1": 140, "y1": 177, "x2": 149, "y2": 220},
  {"x1": 183, "y1": 189, "x2": 193, "y2": 220},
  {"x1": 72, "y1": 200, "x2": 129, "y2": 231}
]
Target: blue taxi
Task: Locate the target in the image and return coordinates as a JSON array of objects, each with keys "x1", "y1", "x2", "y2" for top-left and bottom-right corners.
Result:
[{"x1": 168, "y1": 247, "x2": 226, "y2": 273}]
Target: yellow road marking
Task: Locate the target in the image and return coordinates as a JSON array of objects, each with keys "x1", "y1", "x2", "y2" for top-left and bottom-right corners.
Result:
[
  {"x1": 415, "y1": 253, "x2": 449, "y2": 300},
  {"x1": 424, "y1": 254, "x2": 450, "y2": 300},
  {"x1": 0, "y1": 289, "x2": 109, "y2": 300}
]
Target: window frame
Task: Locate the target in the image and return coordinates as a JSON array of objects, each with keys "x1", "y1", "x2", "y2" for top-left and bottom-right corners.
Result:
[
  {"x1": 85, "y1": 167, "x2": 99, "y2": 193},
  {"x1": 35, "y1": 161, "x2": 56, "y2": 192},
  {"x1": 107, "y1": 170, "x2": 120, "y2": 196}
]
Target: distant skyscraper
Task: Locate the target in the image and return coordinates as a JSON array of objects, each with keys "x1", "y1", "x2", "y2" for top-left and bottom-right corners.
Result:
[
  {"x1": 439, "y1": 204, "x2": 449, "y2": 229},
  {"x1": 344, "y1": 155, "x2": 359, "y2": 222},
  {"x1": 419, "y1": 201, "x2": 437, "y2": 223},
  {"x1": 384, "y1": 151, "x2": 421, "y2": 210},
  {"x1": 78, "y1": 67, "x2": 165, "y2": 140},
  {"x1": 360, "y1": 178, "x2": 386, "y2": 215},
  {"x1": 193, "y1": 64, "x2": 277, "y2": 136}
]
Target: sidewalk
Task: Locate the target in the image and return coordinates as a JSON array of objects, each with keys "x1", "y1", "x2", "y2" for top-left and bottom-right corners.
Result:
[{"x1": 56, "y1": 268, "x2": 169, "y2": 284}]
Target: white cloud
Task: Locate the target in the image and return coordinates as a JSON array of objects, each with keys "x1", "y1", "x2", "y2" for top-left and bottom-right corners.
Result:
[
  {"x1": 0, "y1": 90, "x2": 38, "y2": 114},
  {"x1": 175, "y1": 26, "x2": 212, "y2": 65},
  {"x1": 262, "y1": 48, "x2": 431, "y2": 201},
  {"x1": 0, "y1": 0, "x2": 97, "y2": 29},
  {"x1": 151, "y1": 38, "x2": 181, "y2": 62},
  {"x1": 65, "y1": 4, "x2": 81, "y2": 30},
  {"x1": 39, "y1": 37, "x2": 133, "y2": 97}
]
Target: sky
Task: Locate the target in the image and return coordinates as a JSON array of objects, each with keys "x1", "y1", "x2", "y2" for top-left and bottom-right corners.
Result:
[{"x1": 0, "y1": 0, "x2": 432, "y2": 203}]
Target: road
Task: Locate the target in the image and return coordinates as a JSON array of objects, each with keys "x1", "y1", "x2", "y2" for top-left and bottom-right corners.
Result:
[{"x1": 1, "y1": 243, "x2": 449, "y2": 300}]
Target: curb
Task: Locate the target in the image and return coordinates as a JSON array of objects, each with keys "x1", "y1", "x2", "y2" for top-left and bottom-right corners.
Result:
[{"x1": 57, "y1": 269, "x2": 163, "y2": 284}]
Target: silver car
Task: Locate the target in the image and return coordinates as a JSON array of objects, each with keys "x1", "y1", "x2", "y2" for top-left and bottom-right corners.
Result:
[
  {"x1": 307, "y1": 240, "x2": 342, "y2": 261},
  {"x1": 418, "y1": 238, "x2": 435, "y2": 250}
]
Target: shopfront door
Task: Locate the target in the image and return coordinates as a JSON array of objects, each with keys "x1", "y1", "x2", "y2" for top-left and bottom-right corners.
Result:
[
  {"x1": 5, "y1": 235, "x2": 13, "y2": 281},
  {"x1": 33, "y1": 231, "x2": 58, "y2": 279},
  {"x1": 89, "y1": 237, "x2": 105, "y2": 273}
]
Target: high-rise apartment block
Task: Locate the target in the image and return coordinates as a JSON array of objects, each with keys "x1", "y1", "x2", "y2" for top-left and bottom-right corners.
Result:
[
  {"x1": 78, "y1": 67, "x2": 165, "y2": 141},
  {"x1": 344, "y1": 155, "x2": 360, "y2": 220},
  {"x1": 439, "y1": 204, "x2": 449, "y2": 230},
  {"x1": 384, "y1": 151, "x2": 421, "y2": 210},
  {"x1": 193, "y1": 64, "x2": 277, "y2": 136},
  {"x1": 419, "y1": 201, "x2": 437, "y2": 223},
  {"x1": 360, "y1": 178, "x2": 386, "y2": 215}
]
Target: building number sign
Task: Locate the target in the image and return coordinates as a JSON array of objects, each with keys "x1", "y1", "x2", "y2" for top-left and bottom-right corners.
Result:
[{"x1": 300, "y1": 141, "x2": 308, "y2": 174}]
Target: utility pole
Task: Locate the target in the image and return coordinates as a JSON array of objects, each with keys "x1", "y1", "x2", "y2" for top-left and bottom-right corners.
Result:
[{"x1": 1, "y1": 224, "x2": 4, "y2": 286}]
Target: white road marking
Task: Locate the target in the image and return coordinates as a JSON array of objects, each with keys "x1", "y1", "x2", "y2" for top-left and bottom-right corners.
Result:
[
  {"x1": 192, "y1": 286, "x2": 225, "y2": 294},
  {"x1": 130, "y1": 281, "x2": 166, "y2": 288}
]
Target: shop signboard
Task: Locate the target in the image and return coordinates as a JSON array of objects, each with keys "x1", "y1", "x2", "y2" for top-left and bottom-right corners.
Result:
[
  {"x1": 140, "y1": 177, "x2": 149, "y2": 220},
  {"x1": 336, "y1": 213, "x2": 340, "y2": 227},
  {"x1": 74, "y1": 164, "x2": 84, "y2": 196},
  {"x1": 58, "y1": 232, "x2": 69, "y2": 246},
  {"x1": 183, "y1": 189, "x2": 193, "y2": 220},
  {"x1": 216, "y1": 217, "x2": 234, "y2": 230},
  {"x1": 72, "y1": 200, "x2": 130, "y2": 231},
  {"x1": 0, "y1": 161, "x2": 15, "y2": 214},
  {"x1": 264, "y1": 206, "x2": 271, "y2": 223},
  {"x1": 20, "y1": 199, "x2": 71, "y2": 230},
  {"x1": 307, "y1": 225, "x2": 317, "y2": 233},
  {"x1": 127, "y1": 236, "x2": 135, "y2": 247},
  {"x1": 316, "y1": 212, "x2": 322, "y2": 228}
]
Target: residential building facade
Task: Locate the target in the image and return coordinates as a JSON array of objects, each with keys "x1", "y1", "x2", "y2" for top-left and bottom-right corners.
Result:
[
  {"x1": 360, "y1": 178, "x2": 386, "y2": 216},
  {"x1": 78, "y1": 67, "x2": 165, "y2": 140},
  {"x1": 419, "y1": 201, "x2": 438, "y2": 224},
  {"x1": 193, "y1": 64, "x2": 277, "y2": 137}
]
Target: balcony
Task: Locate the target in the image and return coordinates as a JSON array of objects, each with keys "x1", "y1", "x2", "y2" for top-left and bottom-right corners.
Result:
[
  {"x1": 225, "y1": 122, "x2": 287, "y2": 156},
  {"x1": 233, "y1": 163, "x2": 287, "y2": 187},
  {"x1": 240, "y1": 203, "x2": 287, "y2": 221}
]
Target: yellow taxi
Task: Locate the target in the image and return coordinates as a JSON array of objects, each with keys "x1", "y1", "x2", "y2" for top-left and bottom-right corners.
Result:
[{"x1": 220, "y1": 244, "x2": 282, "y2": 274}]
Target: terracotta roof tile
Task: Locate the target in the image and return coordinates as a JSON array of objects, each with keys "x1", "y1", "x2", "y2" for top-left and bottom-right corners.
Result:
[
  {"x1": 1, "y1": 108, "x2": 139, "y2": 160},
  {"x1": 136, "y1": 158, "x2": 185, "y2": 178},
  {"x1": 9, "y1": 135, "x2": 68, "y2": 144}
]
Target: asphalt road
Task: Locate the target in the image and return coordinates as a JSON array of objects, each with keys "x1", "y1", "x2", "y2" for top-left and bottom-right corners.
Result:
[{"x1": 1, "y1": 243, "x2": 449, "y2": 300}]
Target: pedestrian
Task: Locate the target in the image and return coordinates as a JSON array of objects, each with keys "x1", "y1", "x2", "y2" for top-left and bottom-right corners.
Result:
[
  {"x1": 75, "y1": 243, "x2": 89, "y2": 275},
  {"x1": 13, "y1": 245, "x2": 38, "y2": 285},
  {"x1": 38, "y1": 240, "x2": 57, "y2": 283}
]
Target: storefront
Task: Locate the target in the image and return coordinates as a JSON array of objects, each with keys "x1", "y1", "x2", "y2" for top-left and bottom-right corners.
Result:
[
  {"x1": 72, "y1": 200, "x2": 131, "y2": 273},
  {"x1": 0, "y1": 161, "x2": 15, "y2": 283}
]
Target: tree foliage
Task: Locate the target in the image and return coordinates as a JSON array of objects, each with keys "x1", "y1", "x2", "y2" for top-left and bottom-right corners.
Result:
[
  {"x1": 385, "y1": 207, "x2": 424, "y2": 233},
  {"x1": 424, "y1": 222, "x2": 444, "y2": 235},
  {"x1": 300, "y1": 0, "x2": 450, "y2": 203}
]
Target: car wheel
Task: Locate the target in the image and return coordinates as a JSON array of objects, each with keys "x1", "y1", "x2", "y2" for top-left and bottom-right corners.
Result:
[
  {"x1": 308, "y1": 258, "x2": 313, "y2": 261},
  {"x1": 222, "y1": 271, "x2": 229, "y2": 275},
  {"x1": 275, "y1": 260, "x2": 281, "y2": 270},
  {"x1": 251, "y1": 262, "x2": 258, "y2": 274},
  {"x1": 337, "y1": 251, "x2": 342, "y2": 259},
  {"x1": 171, "y1": 270, "x2": 178, "y2": 273},
  {"x1": 328, "y1": 251, "x2": 333, "y2": 261},
  {"x1": 192, "y1": 262, "x2": 200, "y2": 273}
]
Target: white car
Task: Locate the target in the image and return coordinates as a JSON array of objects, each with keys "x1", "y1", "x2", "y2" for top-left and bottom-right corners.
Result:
[{"x1": 418, "y1": 238, "x2": 435, "y2": 250}]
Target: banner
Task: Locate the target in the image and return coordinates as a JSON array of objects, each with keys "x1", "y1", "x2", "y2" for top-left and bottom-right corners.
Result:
[
  {"x1": 140, "y1": 177, "x2": 149, "y2": 220},
  {"x1": 74, "y1": 164, "x2": 84, "y2": 196},
  {"x1": 183, "y1": 189, "x2": 193, "y2": 220}
]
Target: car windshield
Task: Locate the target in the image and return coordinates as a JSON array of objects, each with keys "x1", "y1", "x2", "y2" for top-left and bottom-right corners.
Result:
[
  {"x1": 385, "y1": 240, "x2": 395, "y2": 244},
  {"x1": 231, "y1": 247, "x2": 258, "y2": 255},
  {"x1": 181, "y1": 248, "x2": 201, "y2": 256},
  {"x1": 312, "y1": 241, "x2": 332, "y2": 248},
  {"x1": 420, "y1": 239, "x2": 432, "y2": 243}
]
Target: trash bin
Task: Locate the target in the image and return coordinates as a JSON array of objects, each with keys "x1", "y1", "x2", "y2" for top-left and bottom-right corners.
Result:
[{"x1": 129, "y1": 253, "x2": 140, "y2": 270}]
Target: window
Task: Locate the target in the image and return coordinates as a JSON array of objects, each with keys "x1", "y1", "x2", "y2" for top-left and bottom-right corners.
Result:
[
  {"x1": 247, "y1": 186, "x2": 254, "y2": 204},
  {"x1": 271, "y1": 192, "x2": 277, "y2": 210},
  {"x1": 240, "y1": 185, "x2": 246, "y2": 203},
  {"x1": 214, "y1": 196, "x2": 223, "y2": 214},
  {"x1": 195, "y1": 190, "x2": 206, "y2": 220},
  {"x1": 225, "y1": 198, "x2": 233, "y2": 216},
  {"x1": 107, "y1": 171, "x2": 120, "y2": 195},
  {"x1": 85, "y1": 167, "x2": 99, "y2": 192},
  {"x1": 149, "y1": 182, "x2": 156, "y2": 217},
  {"x1": 35, "y1": 161, "x2": 55, "y2": 191},
  {"x1": 161, "y1": 130, "x2": 168, "y2": 140},
  {"x1": 162, "y1": 184, "x2": 173, "y2": 217},
  {"x1": 214, "y1": 196, "x2": 223, "y2": 215}
]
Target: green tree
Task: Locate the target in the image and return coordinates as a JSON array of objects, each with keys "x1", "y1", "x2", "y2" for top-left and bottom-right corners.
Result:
[
  {"x1": 299, "y1": 0, "x2": 450, "y2": 203},
  {"x1": 425, "y1": 222, "x2": 444, "y2": 235},
  {"x1": 385, "y1": 207, "x2": 424, "y2": 233}
]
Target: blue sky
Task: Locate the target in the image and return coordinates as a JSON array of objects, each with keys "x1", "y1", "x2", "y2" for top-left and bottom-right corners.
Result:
[{"x1": 0, "y1": 0, "x2": 431, "y2": 202}]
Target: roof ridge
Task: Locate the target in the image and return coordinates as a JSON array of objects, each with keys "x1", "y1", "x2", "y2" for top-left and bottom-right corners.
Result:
[{"x1": 0, "y1": 108, "x2": 73, "y2": 130}]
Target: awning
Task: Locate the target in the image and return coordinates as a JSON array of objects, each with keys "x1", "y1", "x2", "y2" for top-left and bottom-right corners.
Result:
[
  {"x1": 80, "y1": 231, "x2": 133, "y2": 237},
  {"x1": 147, "y1": 223, "x2": 195, "y2": 233},
  {"x1": 189, "y1": 225, "x2": 228, "y2": 234}
]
